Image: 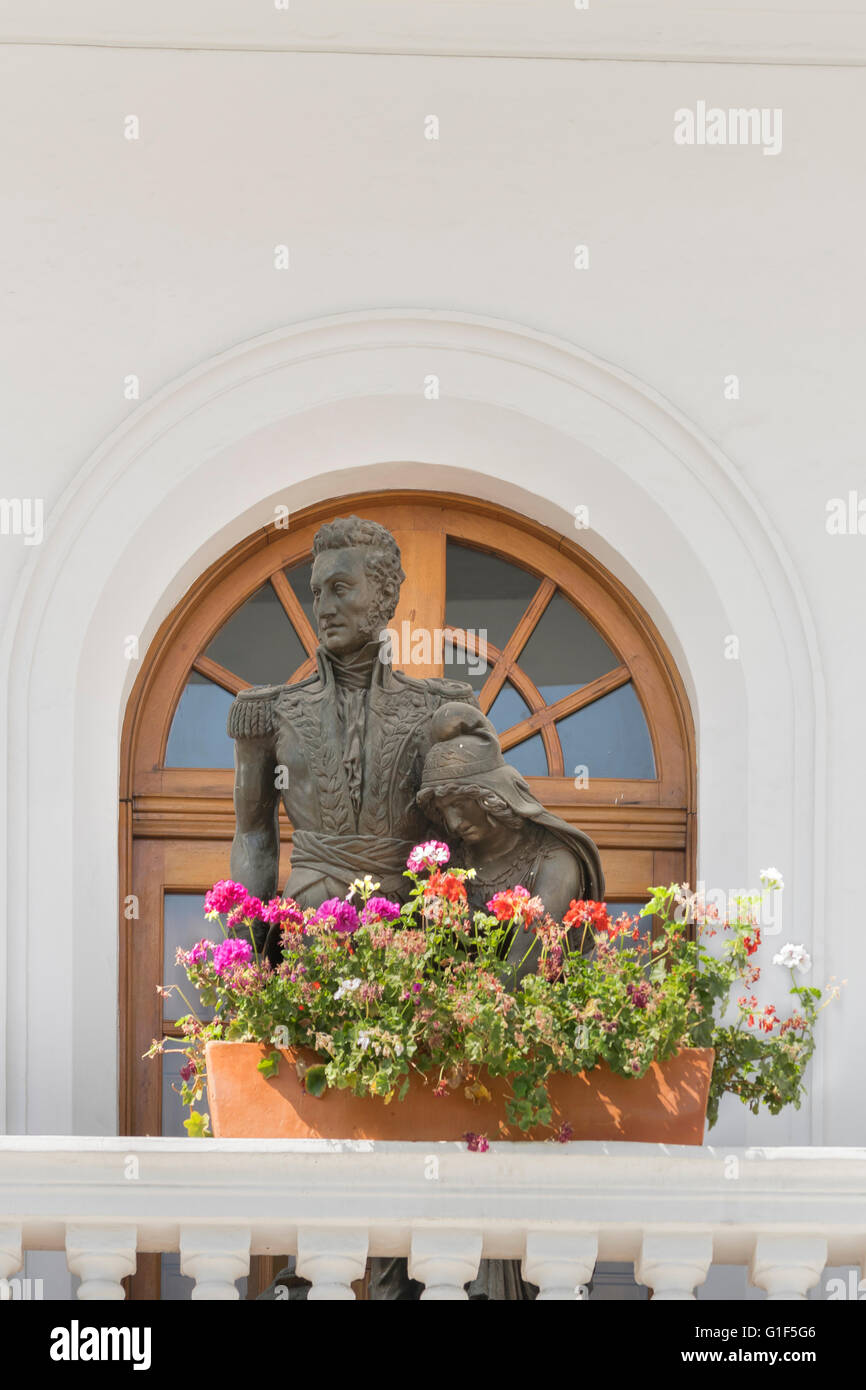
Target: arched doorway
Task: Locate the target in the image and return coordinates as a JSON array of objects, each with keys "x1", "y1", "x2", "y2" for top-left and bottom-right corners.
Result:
[{"x1": 119, "y1": 488, "x2": 695, "y2": 1290}]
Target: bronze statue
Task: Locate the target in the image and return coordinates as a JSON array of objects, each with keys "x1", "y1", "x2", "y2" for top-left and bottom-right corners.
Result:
[
  {"x1": 228, "y1": 516, "x2": 606, "y2": 1302},
  {"x1": 417, "y1": 702, "x2": 605, "y2": 979},
  {"x1": 227, "y1": 516, "x2": 477, "y2": 958}
]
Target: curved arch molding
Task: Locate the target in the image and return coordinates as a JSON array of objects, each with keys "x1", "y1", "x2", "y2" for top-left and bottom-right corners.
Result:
[{"x1": 0, "y1": 310, "x2": 826, "y2": 1145}]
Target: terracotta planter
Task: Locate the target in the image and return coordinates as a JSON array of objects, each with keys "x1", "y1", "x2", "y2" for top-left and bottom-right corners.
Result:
[{"x1": 205, "y1": 1041, "x2": 714, "y2": 1145}]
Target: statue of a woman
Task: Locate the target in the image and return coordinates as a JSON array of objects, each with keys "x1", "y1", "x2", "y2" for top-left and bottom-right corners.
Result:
[{"x1": 416, "y1": 702, "x2": 605, "y2": 980}]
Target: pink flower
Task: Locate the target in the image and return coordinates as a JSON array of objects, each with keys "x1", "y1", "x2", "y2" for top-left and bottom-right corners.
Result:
[
  {"x1": 212, "y1": 938, "x2": 253, "y2": 975},
  {"x1": 313, "y1": 898, "x2": 360, "y2": 934},
  {"x1": 259, "y1": 897, "x2": 304, "y2": 928},
  {"x1": 187, "y1": 939, "x2": 213, "y2": 964},
  {"x1": 407, "y1": 840, "x2": 450, "y2": 873},
  {"x1": 180, "y1": 1061, "x2": 196, "y2": 1083},
  {"x1": 360, "y1": 896, "x2": 401, "y2": 925},
  {"x1": 204, "y1": 880, "x2": 248, "y2": 915}
]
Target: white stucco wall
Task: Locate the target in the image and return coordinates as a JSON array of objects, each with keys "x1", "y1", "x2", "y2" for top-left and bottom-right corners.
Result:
[{"x1": 1, "y1": 8, "x2": 863, "y2": 1169}]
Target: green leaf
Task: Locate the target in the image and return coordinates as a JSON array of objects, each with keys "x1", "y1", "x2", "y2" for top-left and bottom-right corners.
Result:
[
  {"x1": 257, "y1": 1050, "x2": 281, "y2": 1079},
  {"x1": 304, "y1": 1064, "x2": 328, "y2": 1098},
  {"x1": 183, "y1": 1110, "x2": 211, "y2": 1138}
]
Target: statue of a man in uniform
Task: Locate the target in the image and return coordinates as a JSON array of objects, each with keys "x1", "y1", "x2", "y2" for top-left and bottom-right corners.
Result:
[{"x1": 227, "y1": 516, "x2": 476, "y2": 959}]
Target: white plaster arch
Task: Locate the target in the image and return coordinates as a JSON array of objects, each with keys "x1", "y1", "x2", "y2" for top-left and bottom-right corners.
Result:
[{"x1": 0, "y1": 310, "x2": 825, "y2": 1147}]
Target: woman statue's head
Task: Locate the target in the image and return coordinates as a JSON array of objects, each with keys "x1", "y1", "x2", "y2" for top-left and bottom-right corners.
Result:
[{"x1": 417, "y1": 703, "x2": 529, "y2": 849}]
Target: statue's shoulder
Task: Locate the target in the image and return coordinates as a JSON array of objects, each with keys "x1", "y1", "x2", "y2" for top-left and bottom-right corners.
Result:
[
  {"x1": 391, "y1": 669, "x2": 479, "y2": 707},
  {"x1": 226, "y1": 683, "x2": 284, "y2": 740},
  {"x1": 228, "y1": 670, "x2": 323, "y2": 738}
]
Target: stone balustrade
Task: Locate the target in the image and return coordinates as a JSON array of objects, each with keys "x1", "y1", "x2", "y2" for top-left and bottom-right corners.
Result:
[{"x1": 0, "y1": 1139, "x2": 864, "y2": 1300}]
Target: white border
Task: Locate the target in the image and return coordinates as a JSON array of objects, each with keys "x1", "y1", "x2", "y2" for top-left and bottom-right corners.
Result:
[{"x1": 0, "y1": 1, "x2": 865, "y2": 67}]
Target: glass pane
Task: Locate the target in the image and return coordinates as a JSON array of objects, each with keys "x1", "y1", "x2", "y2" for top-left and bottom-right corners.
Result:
[
  {"x1": 205, "y1": 582, "x2": 305, "y2": 686},
  {"x1": 160, "y1": 1253, "x2": 196, "y2": 1301},
  {"x1": 165, "y1": 672, "x2": 234, "y2": 768},
  {"x1": 487, "y1": 682, "x2": 531, "y2": 734},
  {"x1": 518, "y1": 593, "x2": 617, "y2": 705},
  {"x1": 503, "y1": 732, "x2": 547, "y2": 777},
  {"x1": 443, "y1": 649, "x2": 487, "y2": 692},
  {"x1": 161, "y1": 1046, "x2": 209, "y2": 1138},
  {"x1": 163, "y1": 893, "x2": 215, "y2": 1022},
  {"x1": 604, "y1": 902, "x2": 652, "y2": 943},
  {"x1": 285, "y1": 559, "x2": 315, "y2": 633},
  {"x1": 556, "y1": 683, "x2": 655, "y2": 780},
  {"x1": 445, "y1": 541, "x2": 539, "y2": 655}
]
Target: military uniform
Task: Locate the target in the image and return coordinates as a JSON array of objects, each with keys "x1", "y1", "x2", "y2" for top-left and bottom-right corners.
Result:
[{"x1": 228, "y1": 646, "x2": 477, "y2": 907}]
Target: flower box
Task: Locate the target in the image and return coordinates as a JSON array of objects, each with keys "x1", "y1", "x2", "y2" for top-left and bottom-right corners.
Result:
[{"x1": 205, "y1": 1040, "x2": 715, "y2": 1145}]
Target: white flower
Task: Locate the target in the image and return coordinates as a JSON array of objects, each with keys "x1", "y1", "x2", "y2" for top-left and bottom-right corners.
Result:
[
  {"x1": 760, "y1": 867, "x2": 785, "y2": 891},
  {"x1": 346, "y1": 875, "x2": 380, "y2": 901},
  {"x1": 334, "y1": 976, "x2": 363, "y2": 1000},
  {"x1": 772, "y1": 942, "x2": 811, "y2": 973},
  {"x1": 358, "y1": 1031, "x2": 371, "y2": 1052}
]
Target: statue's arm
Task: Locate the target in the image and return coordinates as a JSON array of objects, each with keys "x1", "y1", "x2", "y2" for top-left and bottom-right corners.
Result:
[
  {"x1": 227, "y1": 687, "x2": 282, "y2": 902},
  {"x1": 230, "y1": 734, "x2": 280, "y2": 901},
  {"x1": 229, "y1": 739, "x2": 279, "y2": 900}
]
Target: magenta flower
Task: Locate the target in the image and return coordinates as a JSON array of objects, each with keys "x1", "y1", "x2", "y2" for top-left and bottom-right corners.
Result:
[
  {"x1": 360, "y1": 896, "x2": 401, "y2": 925},
  {"x1": 187, "y1": 939, "x2": 213, "y2": 964},
  {"x1": 180, "y1": 1061, "x2": 196, "y2": 1083},
  {"x1": 463, "y1": 1132, "x2": 489, "y2": 1153},
  {"x1": 259, "y1": 897, "x2": 304, "y2": 927},
  {"x1": 626, "y1": 981, "x2": 651, "y2": 1009},
  {"x1": 212, "y1": 938, "x2": 253, "y2": 975},
  {"x1": 407, "y1": 840, "x2": 451, "y2": 873},
  {"x1": 204, "y1": 880, "x2": 248, "y2": 915},
  {"x1": 313, "y1": 898, "x2": 360, "y2": 934}
]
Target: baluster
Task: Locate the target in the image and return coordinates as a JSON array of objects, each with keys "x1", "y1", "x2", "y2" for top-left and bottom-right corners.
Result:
[
  {"x1": 296, "y1": 1229, "x2": 368, "y2": 1300},
  {"x1": 750, "y1": 1236, "x2": 827, "y2": 1300},
  {"x1": 179, "y1": 1226, "x2": 251, "y2": 1300},
  {"x1": 636, "y1": 1233, "x2": 713, "y2": 1300},
  {"x1": 66, "y1": 1224, "x2": 137, "y2": 1300},
  {"x1": 0, "y1": 1226, "x2": 23, "y2": 1296},
  {"x1": 523, "y1": 1232, "x2": 598, "y2": 1300},
  {"x1": 409, "y1": 1230, "x2": 482, "y2": 1300}
]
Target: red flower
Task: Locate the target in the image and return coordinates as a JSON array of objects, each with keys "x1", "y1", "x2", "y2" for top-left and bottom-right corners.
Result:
[
  {"x1": 564, "y1": 899, "x2": 611, "y2": 936},
  {"x1": 424, "y1": 869, "x2": 467, "y2": 905},
  {"x1": 486, "y1": 886, "x2": 543, "y2": 927}
]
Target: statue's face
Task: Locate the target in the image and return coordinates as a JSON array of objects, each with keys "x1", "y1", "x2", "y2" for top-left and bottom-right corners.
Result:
[
  {"x1": 311, "y1": 547, "x2": 376, "y2": 655},
  {"x1": 440, "y1": 794, "x2": 492, "y2": 846}
]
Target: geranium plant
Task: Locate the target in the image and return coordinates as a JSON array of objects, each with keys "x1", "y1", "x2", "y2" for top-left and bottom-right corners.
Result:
[{"x1": 149, "y1": 850, "x2": 836, "y2": 1137}]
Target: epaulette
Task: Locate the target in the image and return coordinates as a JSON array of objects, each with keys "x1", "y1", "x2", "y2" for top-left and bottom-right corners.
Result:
[
  {"x1": 424, "y1": 676, "x2": 480, "y2": 705},
  {"x1": 227, "y1": 684, "x2": 283, "y2": 740},
  {"x1": 391, "y1": 669, "x2": 479, "y2": 703}
]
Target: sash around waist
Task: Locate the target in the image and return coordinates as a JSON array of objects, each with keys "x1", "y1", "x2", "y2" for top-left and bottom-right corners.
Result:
[{"x1": 290, "y1": 829, "x2": 415, "y2": 880}]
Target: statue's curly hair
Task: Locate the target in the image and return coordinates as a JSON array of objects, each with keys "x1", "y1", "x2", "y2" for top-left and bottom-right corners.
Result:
[
  {"x1": 312, "y1": 515, "x2": 406, "y2": 630},
  {"x1": 416, "y1": 782, "x2": 526, "y2": 834}
]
